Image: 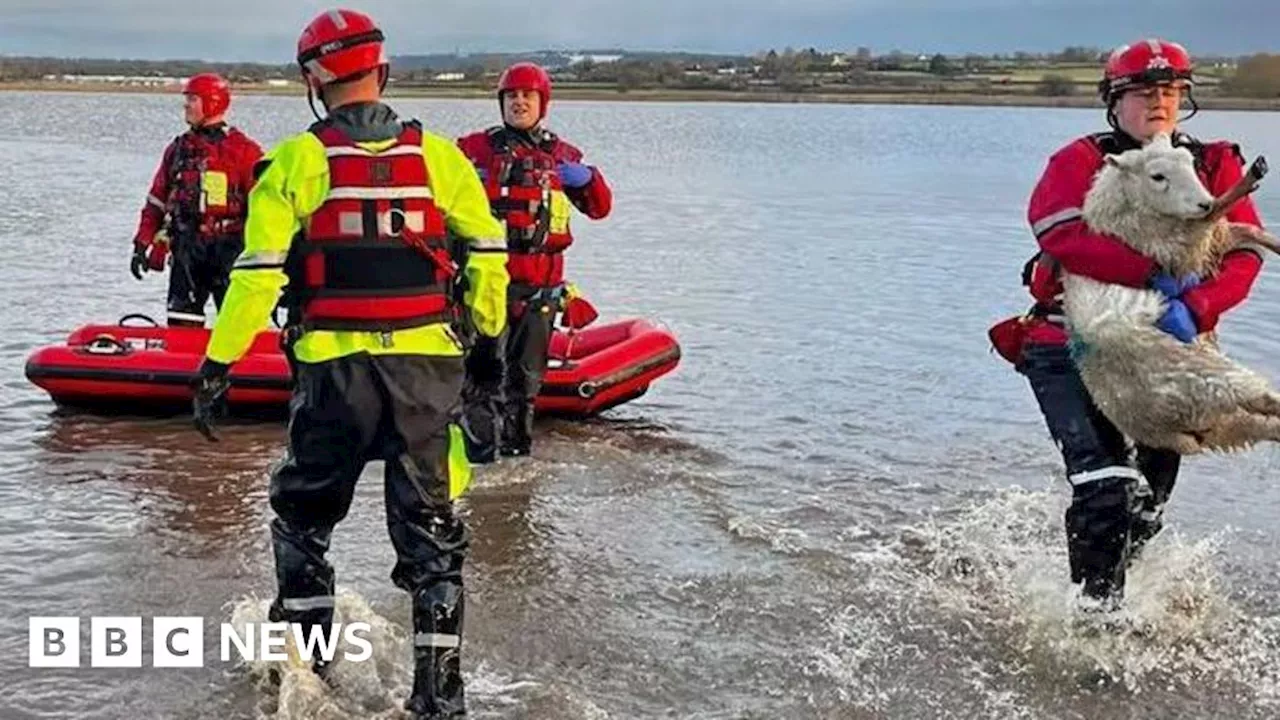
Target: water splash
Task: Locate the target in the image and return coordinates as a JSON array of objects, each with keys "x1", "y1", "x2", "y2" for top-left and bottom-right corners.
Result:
[
  {"x1": 902, "y1": 486, "x2": 1280, "y2": 703},
  {"x1": 223, "y1": 588, "x2": 541, "y2": 719},
  {"x1": 725, "y1": 514, "x2": 811, "y2": 555},
  {"x1": 805, "y1": 485, "x2": 1280, "y2": 717}
]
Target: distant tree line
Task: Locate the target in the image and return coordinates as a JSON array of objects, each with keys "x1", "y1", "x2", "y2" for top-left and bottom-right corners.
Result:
[
  {"x1": 0, "y1": 46, "x2": 1267, "y2": 98},
  {"x1": 0, "y1": 57, "x2": 295, "y2": 82},
  {"x1": 1223, "y1": 54, "x2": 1280, "y2": 97}
]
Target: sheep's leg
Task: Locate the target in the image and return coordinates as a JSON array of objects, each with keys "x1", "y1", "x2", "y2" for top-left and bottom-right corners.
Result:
[
  {"x1": 1242, "y1": 391, "x2": 1280, "y2": 417},
  {"x1": 1228, "y1": 223, "x2": 1280, "y2": 257},
  {"x1": 1195, "y1": 411, "x2": 1280, "y2": 452}
]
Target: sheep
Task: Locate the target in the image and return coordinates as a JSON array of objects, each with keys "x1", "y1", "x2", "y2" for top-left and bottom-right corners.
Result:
[{"x1": 1060, "y1": 133, "x2": 1280, "y2": 455}]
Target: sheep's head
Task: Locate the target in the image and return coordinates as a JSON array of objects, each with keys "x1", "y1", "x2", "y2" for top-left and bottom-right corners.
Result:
[
  {"x1": 1104, "y1": 134, "x2": 1214, "y2": 220},
  {"x1": 1084, "y1": 133, "x2": 1217, "y2": 273}
]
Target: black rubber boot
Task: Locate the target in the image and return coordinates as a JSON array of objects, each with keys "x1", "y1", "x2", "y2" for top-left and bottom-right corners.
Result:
[
  {"x1": 1130, "y1": 446, "x2": 1180, "y2": 562},
  {"x1": 499, "y1": 401, "x2": 533, "y2": 457},
  {"x1": 403, "y1": 583, "x2": 467, "y2": 718},
  {"x1": 1065, "y1": 476, "x2": 1134, "y2": 603},
  {"x1": 461, "y1": 335, "x2": 505, "y2": 465}
]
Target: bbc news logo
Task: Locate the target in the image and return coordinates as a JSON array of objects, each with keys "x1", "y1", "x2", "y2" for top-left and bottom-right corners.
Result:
[{"x1": 29, "y1": 617, "x2": 373, "y2": 668}]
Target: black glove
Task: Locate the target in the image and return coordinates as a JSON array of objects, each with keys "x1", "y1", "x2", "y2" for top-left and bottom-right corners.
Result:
[
  {"x1": 191, "y1": 359, "x2": 231, "y2": 442},
  {"x1": 130, "y1": 244, "x2": 149, "y2": 280}
]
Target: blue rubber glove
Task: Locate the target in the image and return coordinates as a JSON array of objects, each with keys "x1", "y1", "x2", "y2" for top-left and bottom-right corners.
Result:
[
  {"x1": 557, "y1": 162, "x2": 592, "y2": 189},
  {"x1": 1156, "y1": 299, "x2": 1199, "y2": 343},
  {"x1": 1149, "y1": 271, "x2": 1201, "y2": 299}
]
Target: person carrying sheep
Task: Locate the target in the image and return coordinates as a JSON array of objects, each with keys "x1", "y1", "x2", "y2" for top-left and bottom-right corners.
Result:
[{"x1": 996, "y1": 38, "x2": 1267, "y2": 605}]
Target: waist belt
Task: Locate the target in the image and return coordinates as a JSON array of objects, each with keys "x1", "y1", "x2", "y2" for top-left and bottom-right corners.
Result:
[
  {"x1": 1030, "y1": 303, "x2": 1064, "y2": 325},
  {"x1": 510, "y1": 283, "x2": 566, "y2": 316},
  {"x1": 197, "y1": 218, "x2": 245, "y2": 238}
]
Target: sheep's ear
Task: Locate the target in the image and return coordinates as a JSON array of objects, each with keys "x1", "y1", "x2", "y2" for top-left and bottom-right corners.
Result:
[{"x1": 1105, "y1": 154, "x2": 1129, "y2": 172}]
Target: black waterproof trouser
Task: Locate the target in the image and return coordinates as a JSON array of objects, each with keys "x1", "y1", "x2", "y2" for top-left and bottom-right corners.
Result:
[
  {"x1": 166, "y1": 234, "x2": 243, "y2": 326},
  {"x1": 266, "y1": 352, "x2": 469, "y2": 717},
  {"x1": 1019, "y1": 343, "x2": 1180, "y2": 601},
  {"x1": 462, "y1": 285, "x2": 556, "y2": 461}
]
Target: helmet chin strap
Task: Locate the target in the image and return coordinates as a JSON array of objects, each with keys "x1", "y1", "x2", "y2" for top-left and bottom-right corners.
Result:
[
  {"x1": 1179, "y1": 85, "x2": 1200, "y2": 124},
  {"x1": 303, "y1": 66, "x2": 386, "y2": 122},
  {"x1": 1105, "y1": 103, "x2": 1121, "y2": 134},
  {"x1": 306, "y1": 81, "x2": 327, "y2": 122}
]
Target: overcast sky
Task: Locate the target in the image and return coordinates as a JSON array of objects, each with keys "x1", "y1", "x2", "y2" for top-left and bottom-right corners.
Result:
[{"x1": 2, "y1": 0, "x2": 1276, "y2": 61}]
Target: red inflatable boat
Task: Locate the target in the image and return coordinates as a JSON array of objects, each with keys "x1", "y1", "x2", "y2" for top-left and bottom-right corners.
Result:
[{"x1": 24, "y1": 314, "x2": 680, "y2": 418}]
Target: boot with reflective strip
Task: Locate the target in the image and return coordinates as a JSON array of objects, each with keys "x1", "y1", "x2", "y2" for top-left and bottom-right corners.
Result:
[
  {"x1": 267, "y1": 519, "x2": 338, "y2": 650},
  {"x1": 399, "y1": 515, "x2": 468, "y2": 718},
  {"x1": 1129, "y1": 446, "x2": 1180, "y2": 561},
  {"x1": 1065, "y1": 469, "x2": 1139, "y2": 601},
  {"x1": 1129, "y1": 485, "x2": 1165, "y2": 562}
]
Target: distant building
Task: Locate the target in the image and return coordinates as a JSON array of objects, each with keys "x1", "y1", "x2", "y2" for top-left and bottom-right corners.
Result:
[
  {"x1": 568, "y1": 53, "x2": 623, "y2": 65},
  {"x1": 433, "y1": 72, "x2": 466, "y2": 81},
  {"x1": 45, "y1": 74, "x2": 182, "y2": 86}
]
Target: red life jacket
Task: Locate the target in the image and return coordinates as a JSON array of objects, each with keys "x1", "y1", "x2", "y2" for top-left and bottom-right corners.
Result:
[
  {"x1": 482, "y1": 127, "x2": 573, "y2": 253},
  {"x1": 287, "y1": 120, "x2": 460, "y2": 332},
  {"x1": 464, "y1": 127, "x2": 582, "y2": 287},
  {"x1": 166, "y1": 126, "x2": 254, "y2": 238}
]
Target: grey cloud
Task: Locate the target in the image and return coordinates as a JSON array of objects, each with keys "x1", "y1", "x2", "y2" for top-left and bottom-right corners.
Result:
[{"x1": 0, "y1": 0, "x2": 1275, "y2": 60}]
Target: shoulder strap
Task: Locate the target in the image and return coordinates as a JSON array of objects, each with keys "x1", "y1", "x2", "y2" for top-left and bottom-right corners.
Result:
[
  {"x1": 1088, "y1": 131, "x2": 1131, "y2": 156},
  {"x1": 486, "y1": 126, "x2": 511, "y2": 154}
]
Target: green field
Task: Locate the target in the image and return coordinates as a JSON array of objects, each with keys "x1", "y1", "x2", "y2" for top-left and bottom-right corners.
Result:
[{"x1": 965, "y1": 65, "x2": 1227, "y2": 86}]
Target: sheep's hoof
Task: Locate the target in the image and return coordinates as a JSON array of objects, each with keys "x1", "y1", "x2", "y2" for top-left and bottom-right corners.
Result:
[{"x1": 1171, "y1": 434, "x2": 1203, "y2": 455}]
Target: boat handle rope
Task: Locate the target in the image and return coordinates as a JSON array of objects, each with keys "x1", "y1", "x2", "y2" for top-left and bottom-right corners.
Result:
[{"x1": 83, "y1": 335, "x2": 131, "y2": 355}]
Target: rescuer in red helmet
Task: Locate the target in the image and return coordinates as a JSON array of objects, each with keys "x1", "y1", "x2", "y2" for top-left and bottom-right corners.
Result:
[
  {"x1": 129, "y1": 72, "x2": 264, "y2": 327},
  {"x1": 988, "y1": 39, "x2": 1267, "y2": 606},
  {"x1": 190, "y1": 9, "x2": 509, "y2": 718},
  {"x1": 456, "y1": 61, "x2": 613, "y2": 462}
]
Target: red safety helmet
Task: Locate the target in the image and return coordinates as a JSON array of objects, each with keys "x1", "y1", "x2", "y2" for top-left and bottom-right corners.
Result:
[
  {"x1": 296, "y1": 8, "x2": 387, "y2": 89},
  {"x1": 498, "y1": 62, "x2": 552, "y2": 119},
  {"x1": 183, "y1": 73, "x2": 230, "y2": 118},
  {"x1": 1098, "y1": 38, "x2": 1194, "y2": 104}
]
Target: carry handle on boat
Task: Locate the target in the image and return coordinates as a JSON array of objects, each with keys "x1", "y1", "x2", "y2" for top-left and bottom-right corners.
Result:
[{"x1": 118, "y1": 313, "x2": 160, "y2": 327}]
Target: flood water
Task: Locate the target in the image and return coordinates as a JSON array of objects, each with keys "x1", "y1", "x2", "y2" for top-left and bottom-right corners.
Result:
[{"x1": 2, "y1": 90, "x2": 1280, "y2": 719}]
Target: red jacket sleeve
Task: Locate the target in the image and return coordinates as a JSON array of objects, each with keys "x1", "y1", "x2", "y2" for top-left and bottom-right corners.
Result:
[
  {"x1": 1028, "y1": 138, "x2": 1156, "y2": 287},
  {"x1": 555, "y1": 140, "x2": 612, "y2": 219},
  {"x1": 456, "y1": 132, "x2": 491, "y2": 167},
  {"x1": 1181, "y1": 142, "x2": 1265, "y2": 332},
  {"x1": 570, "y1": 167, "x2": 612, "y2": 219},
  {"x1": 134, "y1": 140, "x2": 176, "y2": 247}
]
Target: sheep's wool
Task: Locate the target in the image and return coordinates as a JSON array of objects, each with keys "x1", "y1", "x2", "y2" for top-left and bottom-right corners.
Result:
[{"x1": 1062, "y1": 133, "x2": 1280, "y2": 454}]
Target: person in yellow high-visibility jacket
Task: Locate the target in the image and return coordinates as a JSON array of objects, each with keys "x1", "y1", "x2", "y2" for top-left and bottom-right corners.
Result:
[{"x1": 188, "y1": 9, "x2": 507, "y2": 718}]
